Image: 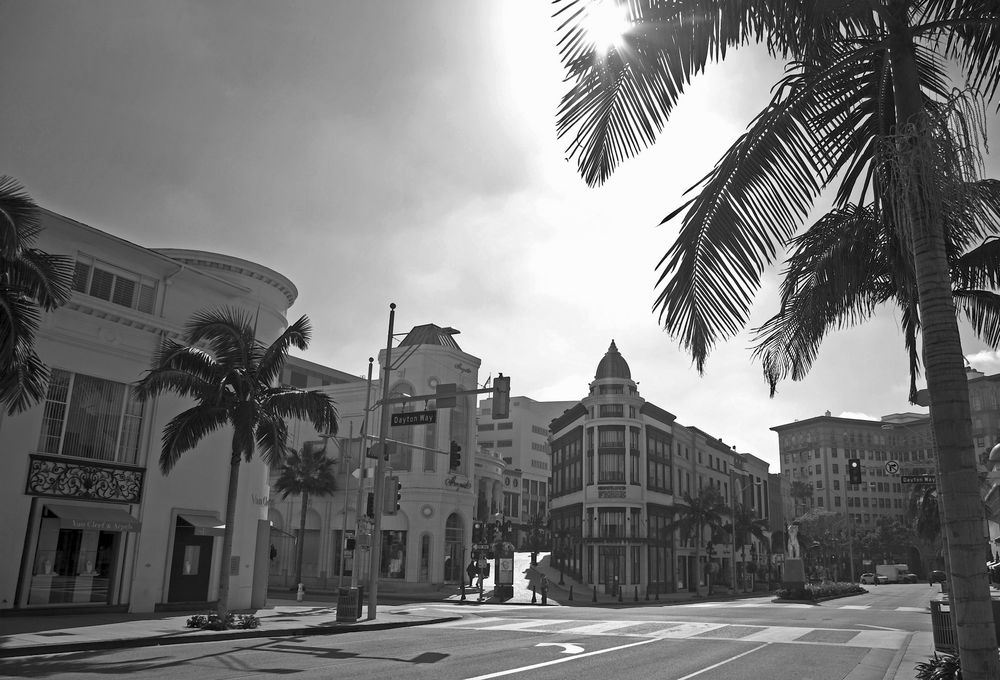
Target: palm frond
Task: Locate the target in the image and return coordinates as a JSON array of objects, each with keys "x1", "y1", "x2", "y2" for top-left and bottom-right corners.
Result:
[
  {"x1": 256, "y1": 315, "x2": 311, "y2": 387},
  {"x1": 254, "y1": 412, "x2": 290, "y2": 468},
  {"x1": 159, "y1": 405, "x2": 230, "y2": 473},
  {"x1": 185, "y1": 307, "x2": 256, "y2": 370},
  {"x1": 263, "y1": 388, "x2": 338, "y2": 435},
  {"x1": 954, "y1": 289, "x2": 1000, "y2": 347},
  {"x1": 133, "y1": 341, "x2": 220, "y2": 401},
  {"x1": 0, "y1": 175, "x2": 43, "y2": 255}
]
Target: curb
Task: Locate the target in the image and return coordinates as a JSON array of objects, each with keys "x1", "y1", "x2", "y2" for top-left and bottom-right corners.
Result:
[{"x1": 0, "y1": 615, "x2": 460, "y2": 659}]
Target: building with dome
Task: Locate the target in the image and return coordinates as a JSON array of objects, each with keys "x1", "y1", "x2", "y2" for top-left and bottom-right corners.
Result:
[{"x1": 549, "y1": 341, "x2": 771, "y2": 598}]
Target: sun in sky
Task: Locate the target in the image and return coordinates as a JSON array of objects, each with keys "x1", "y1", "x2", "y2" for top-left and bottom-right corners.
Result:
[{"x1": 583, "y1": 0, "x2": 630, "y2": 52}]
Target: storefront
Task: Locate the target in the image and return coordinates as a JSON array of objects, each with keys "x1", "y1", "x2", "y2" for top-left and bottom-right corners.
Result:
[{"x1": 28, "y1": 502, "x2": 140, "y2": 606}]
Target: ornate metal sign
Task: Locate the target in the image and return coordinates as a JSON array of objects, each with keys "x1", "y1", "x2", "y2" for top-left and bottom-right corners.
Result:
[{"x1": 25, "y1": 454, "x2": 145, "y2": 504}]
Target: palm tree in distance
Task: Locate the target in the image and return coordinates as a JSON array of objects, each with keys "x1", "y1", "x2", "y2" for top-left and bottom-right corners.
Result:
[
  {"x1": 554, "y1": 3, "x2": 1000, "y2": 674},
  {"x1": 910, "y1": 484, "x2": 944, "y2": 574},
  {"x1": 730, "y1": 503, "x2": 769, "y2": 591},
  {"x1": 666, "y1": 486, "x2": 729, "y2": 595},
  {"x1": 788, "y1": 481, "x2": 814, "y2": 517},
  {"x1": 0, "y1": 176, "x2": 73, "y2": 414},
  {"x1": 134, "y1": 308, "x2": 337, "y2": 618},
  {"x1": 273, "y1": 439, "x2": 338, "y2": 588}
]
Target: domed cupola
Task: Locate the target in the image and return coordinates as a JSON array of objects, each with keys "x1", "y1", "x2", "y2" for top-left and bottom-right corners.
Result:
[{"x1": 595, "y1": 340, "x2": 631, "y2": 380}]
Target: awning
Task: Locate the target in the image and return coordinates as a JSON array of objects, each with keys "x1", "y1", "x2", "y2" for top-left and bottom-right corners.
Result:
[
  {"x1": 178, "y1": 513, "x2": 225, "y2": 537},
  {"x1": 47, "y1": 504, "x2": 141, "y2": 533}
]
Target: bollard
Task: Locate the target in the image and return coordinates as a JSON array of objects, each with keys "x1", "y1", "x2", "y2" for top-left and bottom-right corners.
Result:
[
  {"x1": 460, "y1": 581, "x2": 466, "y2": 602},
  {"x1": 296, "y1": 583, "x2": 304, "y2": 602},
  {"x1": 634, "y1": 586, "x2": 638, "y2": 602},
  {"x1": 593, "y1": 586, "x2": 597, "y2": 602},
  {"x1": 542, "y1": 588, "x2": 547, "y2": 606},
  {"x1": 618, "y1": 586, "x2": 623, "y2": 602},
  {"x1": 531, "y1": 585, "x2": 537, "y2": 604},
  {"x1": 645, "y1": 587, "x2": 649, "y2": 601},
  {"x1": 655, "y1": 585, "x2": 659, "y2": 601},
  {"x1": 569, "y1": 585, "x2": 574, "y2": 601}
]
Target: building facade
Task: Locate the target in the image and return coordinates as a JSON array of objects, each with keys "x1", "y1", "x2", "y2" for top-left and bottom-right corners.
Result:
[
  {"x1": 2, "y1": 209, "x2": 293, "y2": 612},
  {"x1": 266, "y1": 324, "x2": 480, "y2": 592},
  {"x1": 549, "y1": 341, "x2": 771, "y2": 597},
  {"x1": 476, "y1": 395, "x2": 576, "y2": 547}
]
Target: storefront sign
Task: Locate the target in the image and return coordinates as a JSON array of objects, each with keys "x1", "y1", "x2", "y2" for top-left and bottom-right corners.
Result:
[{"x1": 598, "y1": 485, "x2": 626, "y2": 498}]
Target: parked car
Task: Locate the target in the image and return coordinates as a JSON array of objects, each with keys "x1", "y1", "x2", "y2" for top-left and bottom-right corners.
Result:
[
  {"x1": 900, "y1": 573, "x2": 918, "y2": 583},
  {"x1": 860, "y1": 572, "x2": 876, "y2": 584},
  {"x1": 875, "y1": 574, "x2": 890, "y2": 584},
  {"x1": 929, "y1": 570, "x2": 947, "y2": 584}
]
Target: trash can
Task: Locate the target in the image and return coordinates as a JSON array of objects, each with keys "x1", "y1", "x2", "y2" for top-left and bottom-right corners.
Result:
[
  {"x1": 929, "y1": 599, "x2": 956, "y2": 653},
  {"x1": 336, "y1": 586, "x2": 363, "y2": 623},
  {"x1": 930, "y1": 596, "x2": 1000, "y2": 653}
]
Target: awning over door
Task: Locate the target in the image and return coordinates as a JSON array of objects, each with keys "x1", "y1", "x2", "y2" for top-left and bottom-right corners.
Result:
[
  {"x1": 47, "y1": 504, "x2": 141, "y2": 533},
  {"x1": 178, "y1": 513, "x2": 226, "y2": 537}
]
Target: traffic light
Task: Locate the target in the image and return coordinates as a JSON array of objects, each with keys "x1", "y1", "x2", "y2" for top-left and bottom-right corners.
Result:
[
  {"x1": 473, "y1": 521, "x2": 484, "y2": 543},
  {"x1": 491, "y1": 374, "x2": 510, "y2": 419},
  {"x1": 449, "y1": 440, "x2": 462, "y2": 471},
  {"x1": 383, "y1": 476, "x2": 402, "y2": 515},
  {"x1": 848, "y1": 458, "x2": 862, "y2": 484},
  {"x1": 366, "y1": 492, "x2": 374, "y2": 518}
]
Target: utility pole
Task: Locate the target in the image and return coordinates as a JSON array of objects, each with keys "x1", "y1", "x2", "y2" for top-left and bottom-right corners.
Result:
[
  {"x1": 351, "y1": 358, "x2": 375, "y2": 590},
  {"x1": 367, "y1": 304, "x2": 395, "y2": 621}
]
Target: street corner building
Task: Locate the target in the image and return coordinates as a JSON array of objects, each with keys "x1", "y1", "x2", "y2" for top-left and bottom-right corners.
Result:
[
  {"x1": 0, "y1": 208, "x2": 293, "y2": 613},
  {"x1": 266, "y1": 324, "x2": 482, "y2": 594},
  {"x1": 548, "y1": 341, "x2": 773, "y2": 598}
]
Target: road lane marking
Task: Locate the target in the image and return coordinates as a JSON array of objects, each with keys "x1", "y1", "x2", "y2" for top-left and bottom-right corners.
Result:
[
  {"x1": 673, "y1": 644, "x2": 769, "y2": 680},
  {"x1": 536, "y1": 642, "x2": 584, "y2": 654},
  {"x1": 554, "y1": 621, "x2": 647, "y2": 635},
  {"x1": 462, "y1": 637, "x2": 661, "y2": 680}
]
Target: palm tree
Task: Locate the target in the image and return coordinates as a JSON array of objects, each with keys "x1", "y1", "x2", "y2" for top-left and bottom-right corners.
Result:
[
  {"x1": 788, "y1": 481, "x2": 814, "y2": 517},
  {"x1": 910, "y1": 484, "x2": 944, "y2": 574},
  {"x1": 272, "y1": 439, "x2": 338, "y2": 588},
  {"x1": 554, "y1": 3, "x2": 1000, "y2": 674},
  {"x1": 731, "y1": 503, "x2": 769, "y2": 590},
  {"x1": 525, "y1": 514, "x2": 548, "y2": 565},
  {"x1": 666, "y1": 486, "x2": 729, "y2": 595},
  {"x1": 134, "y1": 307, "x2": 337, "y2": 617},
  {"x1": 0, "y1": 176, "x2": 73, "y2": 414}
]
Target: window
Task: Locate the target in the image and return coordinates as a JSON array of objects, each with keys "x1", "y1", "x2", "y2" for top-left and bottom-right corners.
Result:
[
  {"x1": 532, "y1": 425, "x2": 548, "y2": 436},
  {"x1": 478, "y1": 424, "x2": 495, "y2": 432},
  {"x1": 72, "y1": 257, "x2": 156, "y2": 314},
  {"x1": 599, "y1": 404, "x2": 624, "y2": 418},
  {"x1": 38, "y1": 369, "x2": 145, "y2": 464},
  {"x1": 497, "y1": 422, "x2": 513, "y2": 430},
  {"x1": 496, "y1": 440, "x2": 513, "y2": 448}
]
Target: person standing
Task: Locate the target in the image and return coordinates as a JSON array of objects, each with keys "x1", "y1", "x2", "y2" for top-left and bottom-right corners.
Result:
[{"x1": 466, "y1": 558, "x2": 478, "y2": 588}]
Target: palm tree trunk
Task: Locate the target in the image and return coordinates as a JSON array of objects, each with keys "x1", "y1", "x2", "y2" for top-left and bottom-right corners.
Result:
[
  {"x1": 217, "y1": 451, "x2": 241, "y2": 618},
  {"x1": 295, "y1": 491, "x2": 309, "y2": 587},
  {"x1": 886, "y1": 7, "x2": 998, "y2": 678}
]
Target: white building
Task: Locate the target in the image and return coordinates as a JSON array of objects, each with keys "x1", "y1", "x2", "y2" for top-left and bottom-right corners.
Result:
[
  {"x1": 1, "y1": 209, "x2": 295, "y2": 612},
  {"x1": 476, "y1": 395, "x2": 576, "y2": 545},
  {"x1": 266, "y1": 324, "x2": 482, "y2": 591}
]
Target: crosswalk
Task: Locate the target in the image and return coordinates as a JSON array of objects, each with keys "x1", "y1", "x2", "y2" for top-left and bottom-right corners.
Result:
[
  {"x1": 435, "y1": 616, "x2": 911, "y2": 650},
  {"x1": 673, "y1": 601, "x2": 928, "y2": 613}
]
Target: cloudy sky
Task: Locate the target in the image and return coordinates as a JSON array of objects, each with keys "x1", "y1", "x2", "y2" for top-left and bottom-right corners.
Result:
[{"x1": 4, "y1": 1, "x2": 1000, "y2": 470}]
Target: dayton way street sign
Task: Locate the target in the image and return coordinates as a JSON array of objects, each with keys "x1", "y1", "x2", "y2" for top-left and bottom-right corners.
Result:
[
  {"x1": 901, "y1": 474, "x2": 936, "y2": 484},
  {"x1": 391, "y1": 410, "x2": 437, "y2": 427}
]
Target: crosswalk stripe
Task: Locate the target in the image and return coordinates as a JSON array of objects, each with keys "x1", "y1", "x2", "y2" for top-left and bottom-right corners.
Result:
[
  {"x1": 438, "y1": 618, "x2": 910, "y2": 650},
  {"x1": 838, "y1": 605, "x2": 870, "y2": 610},
  {"x1": 894, "y1": 606, "x2": 927, "y2": 612}
]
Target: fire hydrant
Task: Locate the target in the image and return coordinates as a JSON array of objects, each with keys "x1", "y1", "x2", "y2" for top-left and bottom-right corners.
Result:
[{"x1": 296, "y1": 583, "x2": 304, "y2": 601}]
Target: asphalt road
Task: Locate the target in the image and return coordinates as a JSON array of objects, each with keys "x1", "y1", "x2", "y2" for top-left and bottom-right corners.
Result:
[{"x1": 2, "y1": 583, "x2": 939, "y2": 680}]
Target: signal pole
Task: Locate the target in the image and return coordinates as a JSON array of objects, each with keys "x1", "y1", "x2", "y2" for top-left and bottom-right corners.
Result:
[
  {"x1": 367, "y1": 303, "x2": 395, "y2": 621},
  {"x1": 351, "y1": 357, "x2": 374, "y2": 590}
]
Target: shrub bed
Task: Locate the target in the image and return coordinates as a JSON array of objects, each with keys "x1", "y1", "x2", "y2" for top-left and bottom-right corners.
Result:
[
  {"x1": 775, "y1": 581, "x2": 866, "y2": 601},
  {"x1": 186, "y1": 612, "x2": 260, "y2": 631}
]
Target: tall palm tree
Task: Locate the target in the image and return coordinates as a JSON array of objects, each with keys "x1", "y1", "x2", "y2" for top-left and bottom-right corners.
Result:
[
  {"x1": 272, "y1": 439, "x2": 338, "y2": 588},
  {"x1": 910, "y1": 484, "x2": 945, "y2": 573},
  {"x1": 788, "y1": 480, "x2": 814, "y2": 517},
  {"x1": 134, "y1": 307, "x2": 337, "y2": 617},
  {"x1": 731, "y1": 503, "x2": 769, "y2": 590},
  {"x1": 554, "y1": 3, "x2": 1000, "y2": 674},
  {"x1": 0, "y1": 176, "x2": 73, "y2": 414},
  {"x1": 666, "y1": 486, "x2": 729, "y2": 594}
]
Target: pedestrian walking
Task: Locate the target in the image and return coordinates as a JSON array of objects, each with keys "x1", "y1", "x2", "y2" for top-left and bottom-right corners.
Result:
[
  {"x1": 466, "y1": 559, "x2": 477, "y2": 588},
  {"x1": 540, "y1": 574, "x2": 549, "y2": 605}
]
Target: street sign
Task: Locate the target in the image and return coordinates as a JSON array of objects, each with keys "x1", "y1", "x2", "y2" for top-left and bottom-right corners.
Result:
[
  {"x1": 391, "y1": 410, "x2": 437, "y2": 427},
  {"x1": 472, "y1": 543, "x2": 491, "y2": 550},
  {"x1": 885, "y1": 460, "x2": 900, "y2": 475},
  {"x1": 902, "y1": 474, "x2": 936, "y2": 484}
]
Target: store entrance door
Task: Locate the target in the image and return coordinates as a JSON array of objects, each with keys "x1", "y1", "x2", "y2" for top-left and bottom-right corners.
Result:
[{"x1": 168, "y1": 521, "x2": 213, "y2": 602}]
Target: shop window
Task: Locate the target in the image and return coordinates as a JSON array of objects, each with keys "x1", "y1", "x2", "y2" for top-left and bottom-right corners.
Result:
[{"x1": 380, "y1": 530, "x2": 407, "y2": 579}]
